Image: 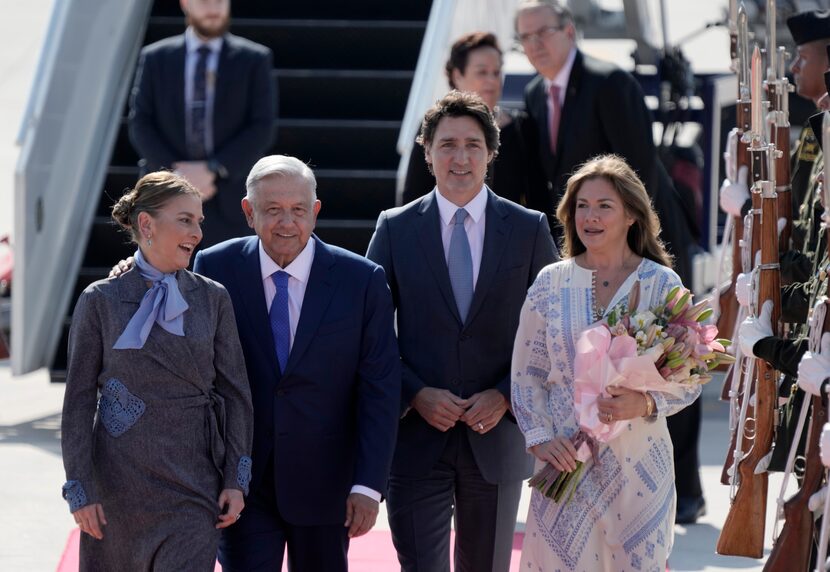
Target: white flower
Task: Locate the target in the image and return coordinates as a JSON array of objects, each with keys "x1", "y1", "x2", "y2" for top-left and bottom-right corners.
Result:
[{"x1": 632, "y1": 311, "x2": 657, "y2": 330}]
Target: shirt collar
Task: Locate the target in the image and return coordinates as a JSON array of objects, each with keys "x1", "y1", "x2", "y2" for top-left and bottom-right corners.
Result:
[
  {"x1": 185, "y1": 26, "x2": 224, "y2": 55},
  {"x1": 258, "y1": 237, "x2": 316, "y2": 285},
  {"x1": 435, "y1": 186, "x2": 488, "y2": 227},
  {"x1": 543, "y1": 46, "x2": 577, "y2": 95}
]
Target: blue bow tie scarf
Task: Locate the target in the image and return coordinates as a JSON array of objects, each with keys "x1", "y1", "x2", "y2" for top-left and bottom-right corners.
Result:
[{"x1": 113, "y1": 249, "x2": 189, "y2": 349}]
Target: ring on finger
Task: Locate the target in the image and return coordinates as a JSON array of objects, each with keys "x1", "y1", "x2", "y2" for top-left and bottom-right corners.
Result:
[{"x1": 476, "y1": 422, "x2": 485, "y2": 431}]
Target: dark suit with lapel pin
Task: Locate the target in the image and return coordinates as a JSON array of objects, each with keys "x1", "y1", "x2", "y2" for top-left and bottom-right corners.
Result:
[
  {"x1": 129, "y1": 33, "x2": 276, "y2": 246},
  {"x1": 367, "y1": 188, "x2": 558, "y2": 571},
  {"x1": 194, "y1": 234, "x2": 400, "y2": 571}
]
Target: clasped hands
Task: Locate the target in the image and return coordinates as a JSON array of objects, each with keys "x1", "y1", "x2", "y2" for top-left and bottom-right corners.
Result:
[
  {"x1": 411, "y1": 387, "x2": 508, "y2": 434},
  {"x1": 73, "y1": 488, "x2": 244, "y2": 539}
]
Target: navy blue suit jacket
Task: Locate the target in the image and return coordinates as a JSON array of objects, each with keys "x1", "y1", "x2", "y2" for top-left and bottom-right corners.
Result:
[
  {"x1": 366, "y1": 189, "x2": 558, "y2": 484},
  {"x1": 129, "y1": 33, "x2": 276, "y2": 244},
  {"x1": 194, "y1": 235, "x2": 401, "y2": 526}
]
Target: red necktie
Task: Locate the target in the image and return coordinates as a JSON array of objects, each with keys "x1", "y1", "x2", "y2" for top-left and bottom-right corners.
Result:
[{"x1": 549, "y1": 84, "x2": 561, "y2": 155}]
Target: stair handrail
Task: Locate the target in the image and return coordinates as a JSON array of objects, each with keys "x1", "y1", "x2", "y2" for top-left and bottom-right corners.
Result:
[
  {"x1": 12, "y1": 0, "x2": 153, "y2": 375},
  {"x1": 395, "y1": 0, "x2": 458, "y2": 202}
]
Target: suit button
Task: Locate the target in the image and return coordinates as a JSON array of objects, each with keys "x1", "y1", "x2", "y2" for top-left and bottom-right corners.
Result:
[
  {"x1": 459, "y1": 334, "x2": 471, "y2": 342},
  {"x1": 450, "y1": 378, "x2": 461, "y2": 386},
  {"x1": 276, "y1": 389, "x2": 286, "y2": 396}
]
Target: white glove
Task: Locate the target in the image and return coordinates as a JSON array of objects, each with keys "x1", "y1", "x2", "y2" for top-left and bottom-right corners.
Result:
[
  {"x1": 821, "y1": 423, "x2": 830, "y2": 468},
  {"x1": 797, "y1": 333, "x2": 830, "y2": 396},
  {"x1": 738, "y1": 300, "x2": 774, "y2": 358},
  {"x1": 735, "y1": 273, "x2": 750, "y2": 308},
  {"x1": 720, "y1": 165, "x2": 750, "y2": 217}
]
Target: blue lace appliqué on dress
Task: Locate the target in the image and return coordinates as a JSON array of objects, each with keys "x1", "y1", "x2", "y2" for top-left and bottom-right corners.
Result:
[
  {"x1": 98, "y1": 378, "x2": 146, "y2": 437},
  {"x1": 62, "y1": 480, "x2": 88, "y2": 512},
  {"x1": 237, "y1": 456, "x2": 252, "y2": 495}
]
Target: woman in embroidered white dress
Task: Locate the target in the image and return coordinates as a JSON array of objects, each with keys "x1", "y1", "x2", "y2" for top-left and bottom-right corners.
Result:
[{"x1": 511, "y1": 155, "x2": 701, "y2": 572}]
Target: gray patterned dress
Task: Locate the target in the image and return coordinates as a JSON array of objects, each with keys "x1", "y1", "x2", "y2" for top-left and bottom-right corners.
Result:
[
  {"x1": 511, "y1": 258, "x2": 701, "y2": 572},
  {"x1": 61, "y1": 268, "x2": 253, "y2": 571}
]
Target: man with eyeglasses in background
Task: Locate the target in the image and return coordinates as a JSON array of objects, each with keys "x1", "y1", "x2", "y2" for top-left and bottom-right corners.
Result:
[{"x1": 515, "y1": 0, "x2": 706, "y2": 525}]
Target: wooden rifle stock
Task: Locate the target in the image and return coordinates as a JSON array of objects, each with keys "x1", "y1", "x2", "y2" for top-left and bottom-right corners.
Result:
[
  {"x1": 763, "y1": 390, "x2": 827, "y2": 571},
  {"x1": 717, "y1": 148, "x2": 781, "y2": 558}
]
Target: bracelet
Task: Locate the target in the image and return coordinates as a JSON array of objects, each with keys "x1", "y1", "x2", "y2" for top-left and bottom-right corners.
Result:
[{"x1": 643, "y1": 392, "x2": 654, "y2": 417}]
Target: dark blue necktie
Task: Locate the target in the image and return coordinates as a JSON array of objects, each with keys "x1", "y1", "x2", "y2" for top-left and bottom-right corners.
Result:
[
  {"x1": 269, "y1": 271, "x2": 290, "y2": 373},
  {"x1": 188, "y1": 45, "x2": 210, "y2": 159},
  {"x1": 448, "y1": 208, "x2": 473, "y2": 321}
]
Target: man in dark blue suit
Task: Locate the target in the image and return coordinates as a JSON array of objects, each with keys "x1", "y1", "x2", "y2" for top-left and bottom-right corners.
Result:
[
  {"x1": 129, "y1": 0, "x2": 276, "y2": 247},
  {"x1": 194, "y1": 155, "x2": 401, "y2": 571},
  {"x1": 367, "y1": 91, "x2": 558, "y2": 571}
]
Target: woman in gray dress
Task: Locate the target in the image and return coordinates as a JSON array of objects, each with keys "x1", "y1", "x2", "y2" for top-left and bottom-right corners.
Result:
[{"x1": 60, "y1": 171, "x2": 253, "y2": 570}]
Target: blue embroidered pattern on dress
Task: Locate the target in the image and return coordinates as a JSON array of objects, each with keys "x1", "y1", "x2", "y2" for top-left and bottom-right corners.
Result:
[
  {"x1": 634, "y1": 461, "x2": 658, "y2": 492},
  {"x1": 631, "y1": 552, "x2": 643, "y2": 570},
  {"x1": 62, "y1": 480, "x2": 88, "y2": 512},
  {"x1": 237, "y1": 456, "x2": 252, "y2": 495},
  {"x1": 98, "y1": 378, "x2": 146, "y2": 437},
  {"x1": 533, "y1": 447, "x2": 624, "y2": 568},
  {"x1": 621, "y1": 440, "x2": 675, "y2": 554}
]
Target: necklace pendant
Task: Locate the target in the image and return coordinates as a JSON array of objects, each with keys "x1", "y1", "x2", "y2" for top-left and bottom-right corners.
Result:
[{"x1": 602, "y1": 280, "x2": 610, "y2": 287}]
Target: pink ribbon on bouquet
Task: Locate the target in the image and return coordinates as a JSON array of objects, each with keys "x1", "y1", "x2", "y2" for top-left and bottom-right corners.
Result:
[{"x1": 573, "y1": 324, "x2": 688, "y2": 448}]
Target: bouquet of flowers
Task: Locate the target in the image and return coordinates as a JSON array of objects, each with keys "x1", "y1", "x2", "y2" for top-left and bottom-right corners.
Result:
[{"x1": 529, "y1": 282, "x2": 734, "y2": 503}]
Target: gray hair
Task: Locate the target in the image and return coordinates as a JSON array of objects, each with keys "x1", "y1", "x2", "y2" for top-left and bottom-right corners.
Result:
[
  {"x1": 245, "y1": 155, "x2": 317, "y2": 202},
  {"x1": 514, "y1": 0, "x2": 574, "y2": 32}
]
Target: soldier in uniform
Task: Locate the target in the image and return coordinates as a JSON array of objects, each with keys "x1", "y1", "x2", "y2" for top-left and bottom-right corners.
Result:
[{"x1": 782, "y1": 11, "x2": 830, "y2": 283}]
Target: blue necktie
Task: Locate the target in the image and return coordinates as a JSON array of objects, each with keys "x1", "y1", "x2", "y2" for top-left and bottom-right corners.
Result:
[
  {"x1": 188, "y1": 45, "x2": 210, "y2": 159},
  {"x1": 269, "y1": 271, "x2": 290, "y2": 373},
  {"x1": 448, "y1": 208, "x2": 473, "y2": 321}
]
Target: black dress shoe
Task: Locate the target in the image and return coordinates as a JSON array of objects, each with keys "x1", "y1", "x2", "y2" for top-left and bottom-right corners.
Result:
[{"x1": 675, "y1": 496, "x2": 706, "y2": 524}]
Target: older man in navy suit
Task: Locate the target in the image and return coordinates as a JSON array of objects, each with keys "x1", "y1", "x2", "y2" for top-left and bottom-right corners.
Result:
[
  {"x1": 129, "y1": 0, "x2": 276, "y2": 247},
  {"x1": 194, "y1": 155, "x2": 400, "y2": 571},
  {"x1": 367, "y1": 91, "x2": 558, "y2": 572}
]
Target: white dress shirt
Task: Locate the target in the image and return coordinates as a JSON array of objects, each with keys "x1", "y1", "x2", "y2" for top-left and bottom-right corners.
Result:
[
  {"x1": 184, "y1": 27, "x2": 222, "y2": 155},
  {"x1": 258, "y1": 238, "x2": 382, "y2": 503},
  {"x1": 434, "y1": 186, "x2": 488, "y2": 289}
]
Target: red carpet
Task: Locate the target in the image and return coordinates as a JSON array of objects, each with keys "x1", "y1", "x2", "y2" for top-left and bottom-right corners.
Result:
[{"x1": 57, "y1": 528, "x2": 526, "y2": 571}]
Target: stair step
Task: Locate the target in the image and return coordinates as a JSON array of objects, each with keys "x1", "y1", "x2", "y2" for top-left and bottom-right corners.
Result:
[
  {"x1": 278, "y1": 119, "x2": 400, "y2": 170},
  {"x1": 110, "y1": 117, "x2": 401, "y2": 171},
  {"x1": 316, "y1": 169, "x2": 396, "y2": 218},
  {"x1": 151, "y1": 1, "x2": 431, "y2": 21},
  {"x1": 143, "y1": 19, "x2": 426, "y2": 70},
  {"x1": 83, "y1": 218, "x2": 135, "y2": 268},
  {"x1": 277, "y1": 69, "x2": 412, "y2": 120},
  {"x1": 314, "y1": 219, "x2": 377, "y2": 255}
]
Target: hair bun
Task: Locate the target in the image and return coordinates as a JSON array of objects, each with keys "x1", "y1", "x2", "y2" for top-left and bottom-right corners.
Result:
[{"x1": 111, "y1": 189, "x2": 137, "y2": 229}]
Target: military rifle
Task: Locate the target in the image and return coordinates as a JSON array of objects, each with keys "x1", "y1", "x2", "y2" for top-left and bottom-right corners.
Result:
[{"x1": 717, "y1": 44, "x2": 781, "y2": 558}]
